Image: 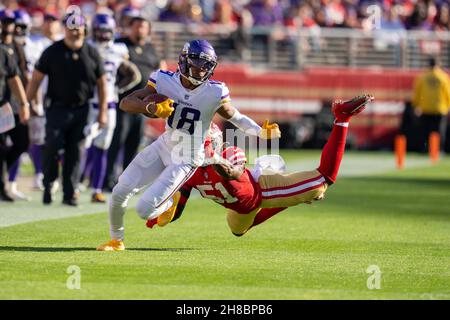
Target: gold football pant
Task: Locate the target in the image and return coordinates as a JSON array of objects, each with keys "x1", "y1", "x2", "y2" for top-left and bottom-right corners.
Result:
[{"x1": 227, "y1": 170, "x2": 328, "y2": 235}]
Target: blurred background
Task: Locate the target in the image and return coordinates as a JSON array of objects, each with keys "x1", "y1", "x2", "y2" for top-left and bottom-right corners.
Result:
[{"x1": 2, "y1": 0, "x2": 450, "y2": 152}]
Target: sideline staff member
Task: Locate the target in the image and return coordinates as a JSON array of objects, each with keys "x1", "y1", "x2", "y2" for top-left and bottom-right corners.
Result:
[
  {"x1": 412, "y1": 56, "x2": 450, "y2": 152},
  {"x1": 27, "y1": 12, "x2": 107, "y2": 206},
  {"x1": 0, "y1": 45, "x2": 30, "y2": 201}
]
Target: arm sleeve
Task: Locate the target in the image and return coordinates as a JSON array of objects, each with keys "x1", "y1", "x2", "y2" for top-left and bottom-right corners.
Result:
[
  {"x1": 226, "y1": 109, "x2": 262, "y2": 136},
  {"x1": 34, "y1": 47, "x2": 51, "y2": 75},
  {"x1": 147, "y1": 70, "x2": 159, "y2": 90}
]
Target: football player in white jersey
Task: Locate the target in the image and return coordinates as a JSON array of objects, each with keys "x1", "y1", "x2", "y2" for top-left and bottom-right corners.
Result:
[
  {"x1": 81, "y1": 13, "x2": 140, "y2": 203},
  {"x1": 97, "y1": 39, "x2": 281, "y2": 251}
]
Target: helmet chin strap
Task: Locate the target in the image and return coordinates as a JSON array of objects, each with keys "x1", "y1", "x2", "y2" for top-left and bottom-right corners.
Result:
[{"x1": 180, "y1": 70, "x2": 204, "y2": 86}]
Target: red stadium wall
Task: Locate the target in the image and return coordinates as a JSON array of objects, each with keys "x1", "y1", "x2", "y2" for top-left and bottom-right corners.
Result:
[{"x1": 146, "y1": 64, "x2": 425, "y2": 149}]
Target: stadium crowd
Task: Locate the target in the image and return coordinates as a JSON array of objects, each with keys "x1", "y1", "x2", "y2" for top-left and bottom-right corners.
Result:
[{"x1": 1, "y1": 1, "x2": 450, "y2": 32}]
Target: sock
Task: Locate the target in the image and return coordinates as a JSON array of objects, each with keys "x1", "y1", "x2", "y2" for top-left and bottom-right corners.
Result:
[
  {"x1": 90, "y1": 146, "x2": 107, "y2": 192},
  {"x1": 30, "y1": 144, "x2": 42, "y2": 175},
  {"x1": 79, "y1": 146, "x2": 94, "y2": 184},
  {"x1": 317, "y1": 122, "x2": 348, "y2": 184},
  {"x1": 250, "y1": 207, "x2": 287, "y2": 229},
  {"x1": 8, "y1": 156, "x2": 21, "y2": 182}
]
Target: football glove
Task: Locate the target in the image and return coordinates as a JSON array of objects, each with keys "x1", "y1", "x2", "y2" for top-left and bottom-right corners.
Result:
[
  {"x1": 259, "y1": 119, "x2": 281, "y2": 139},
  {"x1": 153, "y1": 98, "x2": 175, "y2": 118}
]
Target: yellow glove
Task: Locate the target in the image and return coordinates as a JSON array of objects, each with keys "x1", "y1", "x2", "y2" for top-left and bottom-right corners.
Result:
[
  {"x1": 259, "y1": 119, "x2": 281, "y2": 139},
  {"x1": 154, "y1": 98, "x2": 175, "y2": 118}
]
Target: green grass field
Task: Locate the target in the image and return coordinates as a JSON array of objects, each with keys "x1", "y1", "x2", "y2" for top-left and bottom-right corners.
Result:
[{"x1": 0, "y1": 151, "x2": 449, "y2": 299}]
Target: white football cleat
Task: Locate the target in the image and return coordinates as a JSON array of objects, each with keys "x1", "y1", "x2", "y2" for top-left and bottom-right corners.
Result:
[{"x1": 9, "y1": 182, "x2": 31, "y2": 201}]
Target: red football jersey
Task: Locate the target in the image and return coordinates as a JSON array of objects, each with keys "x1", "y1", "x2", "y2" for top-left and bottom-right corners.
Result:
[
  {"x1": 179, "y1": 146, "x2": 261, "y2": 214},
  {"x1": 183, "y1": 166, "x2": 262, "y2": 214}
]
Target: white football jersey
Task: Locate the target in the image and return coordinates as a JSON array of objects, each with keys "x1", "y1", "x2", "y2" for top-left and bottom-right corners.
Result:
[
  {"x1": 90, "y1": 41, "x2": 129, "y2": 103},
  {"x1": 147, "y1": 70, "x2": 231, "y2": 166},
  {"x1": 24, "y1": 38, "x2": 45, "y2": 75}
]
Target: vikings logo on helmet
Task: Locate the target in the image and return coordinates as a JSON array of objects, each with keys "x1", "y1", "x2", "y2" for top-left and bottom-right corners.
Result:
[{"x1": 178, "y1": 39, "x2": 218, "y2": 86}]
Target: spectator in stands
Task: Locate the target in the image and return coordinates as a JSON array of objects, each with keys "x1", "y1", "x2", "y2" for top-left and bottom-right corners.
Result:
[
  {"x1": 159, "y1": 0, "x2": 196, "y2": 24},
  {"x1": 380, "y1": 5, "x2": 405, "y2": 31},
  {"x1": 246, "y1": 0, "x2": 285, "y2": 57},
  {"x1": 285, "y1": 2, "x2": 317, "y2": 29},
  {"x1": 434, "y1": 3, "x2": 450, "y2": 31},
  {"x1": 324, "y1": 0, "x2": 346, "y2": 27},
  {"x1": 211, "y1": 0, "x2": 235, "y2": 26},
  {"x1": 340, "y1": 7, "x2": 360, "y2": 29},
  {"x1": 246, "y1": 0, "x2": 283, "y2": 26},
  {"x1": 412, "y1": 56, "x2": 450, "y2": 153},
  {"x1": 406, "y1": 1, "x2": 434, "y2": 30},
  {"x1": 313, "y1": 8, "x2": 328, "y2": 27}
]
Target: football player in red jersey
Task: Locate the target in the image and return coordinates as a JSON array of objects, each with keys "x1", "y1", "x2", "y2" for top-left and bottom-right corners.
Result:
[{"x1": 147, "y1": 94, "x2": 374, "y2": 236}]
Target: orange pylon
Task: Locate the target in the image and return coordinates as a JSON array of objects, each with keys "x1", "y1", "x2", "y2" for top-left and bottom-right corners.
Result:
[
  {"x1": 395, "y1": 134, "x2": 406, "y2": 169},
  {"x1": 429, "y1": 132, "x2": 440, "y2": 164}
]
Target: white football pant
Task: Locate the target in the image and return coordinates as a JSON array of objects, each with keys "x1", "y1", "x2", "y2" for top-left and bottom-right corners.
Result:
[{"x1": 109, "y1": 134, "x2": 197, "y2": 240}]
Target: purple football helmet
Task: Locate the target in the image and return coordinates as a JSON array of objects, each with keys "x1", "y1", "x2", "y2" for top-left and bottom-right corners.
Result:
[
  {"x1": 14, "y1": 9, "x2": 31, "y2": 37},
  {"x1": 178, "y1": 39, "x2": 218, "y2": 86},
  {"x1": 92, "y1": 13, "x2": 116, "y2": 42},
  {"x1": 0, "y1": 9, "x2": 16, "y2": 24},
  {"x1": 14, "y1": 9, "x2": 31, "y2": 27}
]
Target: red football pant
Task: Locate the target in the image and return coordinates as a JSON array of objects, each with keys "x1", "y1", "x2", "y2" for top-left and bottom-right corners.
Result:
[{"x1": 249, "y1": 207, "x2": 287, "y2": 230}]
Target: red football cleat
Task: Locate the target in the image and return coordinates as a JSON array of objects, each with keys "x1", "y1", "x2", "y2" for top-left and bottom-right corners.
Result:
[
  {"x1": 332, "y1": 94, "x2": 374, "y2": 122},
  {"x1": 146, "y1": 217, "x2": 158, "y2": 229}
]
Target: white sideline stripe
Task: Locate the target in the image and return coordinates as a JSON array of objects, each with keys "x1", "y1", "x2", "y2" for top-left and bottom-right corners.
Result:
[
  {"x1": 233, "y1": 98, "x2": 405, "y2": 114},
  {"x1": 262, "y1": 176, "x2": 326, "y2": 198}
]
